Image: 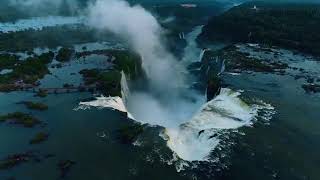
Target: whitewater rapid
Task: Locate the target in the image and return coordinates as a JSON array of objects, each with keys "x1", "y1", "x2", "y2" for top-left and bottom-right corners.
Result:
[
  {"x1": 0, "y1": 16, "x2": 84, "y2": 33},
  {"x1": 166, "y1": 89, "x2": 258, "y2": 161}
]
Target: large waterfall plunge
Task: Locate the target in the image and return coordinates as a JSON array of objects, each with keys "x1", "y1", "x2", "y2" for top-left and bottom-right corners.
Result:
[
  {"x1": 77, "y1": 68, "x2": 274, "y2": 163},
  {"x1": 80, "y1": 0, "x2": 275, "y2": 167}
]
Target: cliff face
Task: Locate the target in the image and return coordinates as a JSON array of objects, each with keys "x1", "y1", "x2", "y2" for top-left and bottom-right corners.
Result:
[{"x1": 198, "y1": 1, "x2": 320, "y2": 56}]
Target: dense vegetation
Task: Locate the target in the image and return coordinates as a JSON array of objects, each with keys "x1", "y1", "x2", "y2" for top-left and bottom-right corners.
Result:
[
  {"x1": 56, "y1": 47, "x2": 75, "y2": 62},
  {"x1": 0, "y1": 54, "x2": 19, "y2": 70},
  {"x1": 80, "y1": 69, "x2": 122, "y2": 96},
  {"x1": 77, "y1": 50, "x2": 143, "y2": 78},
  {"x1": 199, "y1": 1, "x2": 320, "y2": 56},
  {"x1": 78, "y1": 49, "x2": 144, "y2": 96},
  {"x1": 202, "y1": 45, "x2": 288, "y2": 73},
  {"x1": 0, "y1": 52, "x2": 54, "y2": 91}
]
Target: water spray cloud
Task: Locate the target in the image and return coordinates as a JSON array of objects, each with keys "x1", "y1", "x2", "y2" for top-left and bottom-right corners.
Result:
[{"x1": 88, "y1": 0, "x2": 185, "y2": 93}]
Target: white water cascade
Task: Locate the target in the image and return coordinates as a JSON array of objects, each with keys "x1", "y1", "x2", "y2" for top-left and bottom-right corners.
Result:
[
  {"x1": 77, "y1": 64, "x2": 274, "y2": 164},
  {"x1": 199, "y1": 48, "x2": 207, "y2": 62},
  {"x1": 78, "y1": 0, "x2": 276, "y2": 170},
  {"x1": 0, "y1": 16, "x2": 84, "y2": 33}
]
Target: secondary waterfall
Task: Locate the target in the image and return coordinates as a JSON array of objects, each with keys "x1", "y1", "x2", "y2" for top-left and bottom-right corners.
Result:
[
  {"x1": 199, "y1": 49, "x2": 207, "y2": 62},
  {"x1": 120, "y1": 71, "x2": 130, "y2": 106}
]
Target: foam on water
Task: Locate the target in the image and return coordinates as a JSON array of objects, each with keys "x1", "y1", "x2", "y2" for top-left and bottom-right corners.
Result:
[
  {"x1": 0, "y1": 69, "x2": 13, "y2": 75},
  {"x1": 74, "y1": 26, "x2": 275, "y2": 170},
  {"x1": 0, "y1": 16, "x2": 84, "y2": 33},
  {"x1": 165, "y1": 88, "x2": 258, "y2": 162},
  {"x1": 74, "y1": 28, "x2": 275, "y2": 165},
  {"x1": 76, "y1": 73, "x2": 274, "y2": 164},
  {"x1": 75, "y1": 96, "x2": 127, "y2": 112},
  {"x1": 74, "y1": 71, "x2": 135, "y2": 119}
]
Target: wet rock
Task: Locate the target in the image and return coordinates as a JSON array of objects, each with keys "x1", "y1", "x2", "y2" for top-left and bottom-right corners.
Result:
[
  {"x1": 277, "y1": 70, "x2": 286, "y2": 75},
  {"x1": 187, "y1": 62, "x2": 202, "y2": 70},
  {"x1": 209, "y1": 134, "x2": 218, "y2": 139},
  {"x1": 294, "y1": 75, "x2": 305, "y2": 80},
  {"x1": 198, "y1": 130, "x2": 205, "y2": 136},
  {"x1": 63, "y1": 83, "x2": 74, "y2": 88},
  {"x1": 117, "y1": 123, "x2": 144, "y2": 144},
  {"x1": 0, "y1": 153, "x2": 34, "y2": 170},
  {"x1": 207, "y1": 76, "x2": 221, "y2": 101},
  {"x1": 19, "y1": 101, "x2": 48, "y2": 111},
  {"x1": 35, "y1": 89, "x2": 48, "y2": 98},
  {"x1": 306, "y1": 77, "x2": 315, "y2": 83},
  {"x1": 302, "y1": 84, "x2": 320, "y2": 93},
  {"x1": 29, "y1": 132, "x2": 49, "y2": 144},
  {"x1": 57, "y1": 160, "x2": 76, "y2": 178}
]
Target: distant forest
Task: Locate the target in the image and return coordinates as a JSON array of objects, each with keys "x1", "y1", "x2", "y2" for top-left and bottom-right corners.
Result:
[{"x1": 199, "y1": 1, "x2": 320, "y2": 56}]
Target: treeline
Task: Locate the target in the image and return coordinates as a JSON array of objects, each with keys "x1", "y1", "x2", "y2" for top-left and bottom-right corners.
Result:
[{"x1": 198, "y1": 1, "x2": 320, "y2": 56}]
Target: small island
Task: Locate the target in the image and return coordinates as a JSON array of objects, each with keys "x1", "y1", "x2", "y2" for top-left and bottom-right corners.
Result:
[
  {"x1": 0, "y1": 52, "x2": 54, "y2": 92},
  {"x1": 20, "y1": 101, "x2": 48, "y2": 111},
  {"x1": 29, "y1": 132, "x2": 49, "y2": 144},
  {"x1": 56, "y1": 47, "x2": 75, "y2": 62},
  {"x1": 0, "y1": 112, "x2": 41, "y2": 128}
]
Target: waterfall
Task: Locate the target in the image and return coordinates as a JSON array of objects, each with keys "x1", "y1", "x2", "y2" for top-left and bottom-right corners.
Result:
[
  {"x1": 120, "y1": 71, "x2": 130, "y2": 106},
  {"x1": 218, "y1": 59, "x2": 226, "y2": 75},
  {"x1": 120, "y1": 71, "x2": 136, "y2": 119},
  {"x1": 165, "y1": 88, "x2": 274, "y2": 163},
  {"x1": 76, "y1": 27, "x2": 275, "y2": 167},
  {"x1": 199, "y1": 49, "x2": 207, "y2": 62},
  {"x1": 76, "y1": 72, "x2": 134, "y2": 119},
  {"x1": 179, "y1": 32, "x2": 185, "y2": 40}
]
